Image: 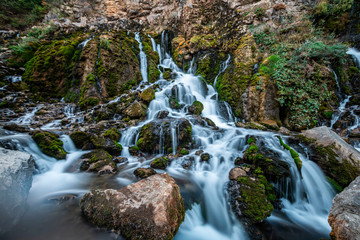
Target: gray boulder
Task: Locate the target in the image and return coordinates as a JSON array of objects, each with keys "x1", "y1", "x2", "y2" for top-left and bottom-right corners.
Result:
[
  {"x1": 329, "y1": 176, "x2": 360, "y2": 240},
  {"x1": 0, "y1": 148, "x2": 34, "y2": 235}
]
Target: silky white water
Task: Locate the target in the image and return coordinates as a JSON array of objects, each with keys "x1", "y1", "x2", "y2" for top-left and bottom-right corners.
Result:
[{"x1": 1, "y1": 32, "x2": 339, "y2": 240}]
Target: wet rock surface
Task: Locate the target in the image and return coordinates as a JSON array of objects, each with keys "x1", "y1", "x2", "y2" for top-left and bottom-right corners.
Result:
[
  {"x1": 329, "y1": 176, "x2": 360, "y2": 240},
  {"x1": 80, "y1": 173, "x2": 185, "y2": 240},
  {"x1": 299, "y1": 126, "x2": 360, "y2": 188},
  {"x1": 136, "y1": 118, "x2": 192, "y2": 154},
  {"x1": 0, "y1": 148, "x2": 34, "y2": 235}
]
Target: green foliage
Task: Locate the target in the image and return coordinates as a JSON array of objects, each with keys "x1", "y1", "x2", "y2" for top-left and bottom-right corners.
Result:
[
  {"x1": 180, "y1": 149, "x2": 189, "y2": 155},
  {"x1": 277, "y1": 136, "x2": 302, "y2": 170},
  {"x1": 0, "y1": 0, "x2": 56, "y2": 29},
  {"x1": 254, "y1": 8, "x2": 266, "y2": 18},
  {"x1": 247, "y1": 136, "x2": 256, "y2": 145},
  {"x1": 150, "y1": 157, "x2": 168, "y2": 169},
  {"x1": 100, "y1": 37, "x2": 111, "y2": 50}
]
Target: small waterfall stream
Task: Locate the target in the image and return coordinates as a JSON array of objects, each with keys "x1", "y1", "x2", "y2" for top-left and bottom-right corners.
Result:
[{"x1": 1, "y1": 32, "x2": 340, "y2": 240}]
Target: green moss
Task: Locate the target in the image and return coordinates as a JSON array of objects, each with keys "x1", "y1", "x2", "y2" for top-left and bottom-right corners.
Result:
[
  {"x1": 32, "y1": 131, "x2": 67, "y2": 159},
  {"x1": 247, "y1": 136, "x2": 256, "y2": 145},
  {"x1": 326, "y1": 177, "x2": 343, "y2": 192},
  {"x1": 70, "y1": 131, "x2": 91, "y2": 149},
  {"x1": 180, "y1": 149, "x2": 189, "y2": 155},
  {"x1": 247, "y1": 144, "x2": 259, "y2": 155},
  {"x1": 190, "y1": 101, "x2": 204, "y2": 115},
  {"x1": 237, "y1": 176, "x2": 274, "y2": 223},
  {"x1": 150, "y1": 157, "x2": 168, "y2": 169},
  {"x1": 277, "y1": 136, "x2": 302, "y2": 170},
  {"x1": 103, "y1": 128, "x2": 121, "y2": 141}
]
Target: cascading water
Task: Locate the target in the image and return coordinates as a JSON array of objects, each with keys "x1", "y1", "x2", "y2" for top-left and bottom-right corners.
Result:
[
  {"x1": 213, "y1": 54, "x2": 231, "y2": 88},
  {"x1": 1, "y1": 31, "x2": 339, "y2": 240},
  {"x1": 135, "y1": 32, "x2": 149, "y2": 84}
]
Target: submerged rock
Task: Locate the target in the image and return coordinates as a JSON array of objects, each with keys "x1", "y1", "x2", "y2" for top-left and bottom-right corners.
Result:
[
  {"x1": 31, "y1": 131, "x2": 67, "y2": 160},
  {"x1": 329, "y1": 176, "x2": 360, "y2": 240},
  {"x1": 299, "y1": 126, "x2": 360, "y2": 188},
  {"x1": 0, "y1": 148, "x2": 34, "y2": 235},
  {"x1": 80, "y1": 173, "x2": 185, "y2": 240}
]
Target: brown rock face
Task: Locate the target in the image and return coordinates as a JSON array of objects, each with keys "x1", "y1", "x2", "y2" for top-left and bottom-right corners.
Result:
[
  {"x1": 80, "y1": 173, "x2": 185, "y2": 240},
  {"x1": 328, "y1": 176, "x2": 360, "y2": 240}
]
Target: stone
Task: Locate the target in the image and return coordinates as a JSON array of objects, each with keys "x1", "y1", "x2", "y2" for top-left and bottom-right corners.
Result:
[
  {"x1": 139, "y1": 88, "x2": 155, "y2": 103},
  {"x1": 133, "y1": 168, "x2": 157, "y2": 179},
  {"x1": 80, "y1": 149, "x2": 117, "y2": 174},
  {"x1": 3, "y1": 123, "x2": 30, "y2": 133},
  {"x1": 329, "y1": 176, "x2": 360, "y2": 240},
  {"x1": 31, "y1": 131, "x2": 67, "y2": 160},
  {"x1": 80, "y1": 173, "x2": 185, "y2": 240},
  {"x1": 124, "y1": 101, "x2": 147, "y2": 119},
  {"x1": 229, "y1": 167, "x2": 247, "y2": 180},
  {"x1": 299, "y1": 127, "x2": 360, "y2": 188},
  {"x1": 200, "y1": 153, "x2": 211, "y2": 162},
  {"x1": 136, "y1": 118, "x2": 192, "y2": 154},
  {"x1": 349, "y1": 127, "x2": 360, "y2": 138},
  {"x1": 0, "y1": 148, "x2": 34, "y2": 235},
  {"x1": 188, "y1": 101, "x2": 204, "y2": 115}
]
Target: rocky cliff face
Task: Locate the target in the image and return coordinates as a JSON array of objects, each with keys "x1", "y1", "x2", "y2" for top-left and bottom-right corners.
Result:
[{"x1": 0, "y1": 148, "x2": 34, "y2": 235}]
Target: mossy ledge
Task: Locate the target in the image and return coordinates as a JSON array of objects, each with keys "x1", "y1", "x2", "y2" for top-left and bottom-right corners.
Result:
[{"x1": 277, "y1": 136, "x2": 302, "y2": 170}]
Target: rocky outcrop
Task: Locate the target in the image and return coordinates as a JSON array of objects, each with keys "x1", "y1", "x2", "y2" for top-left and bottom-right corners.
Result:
[
  {"x1": 328, "y1": 176, "x2": 360, "y2": 240},
  {"x1": 299, "y1": 126, "x2": 360, "y2": 188},
  {"x1": 80, "y1": 173, "x2": 185, "y2": 240},
  {"x1": 0, "y1": 148, "x2": 34, "y2": 235},
  {"x1": 136, "y1": 118, "x2": 192, "y2": 154}
]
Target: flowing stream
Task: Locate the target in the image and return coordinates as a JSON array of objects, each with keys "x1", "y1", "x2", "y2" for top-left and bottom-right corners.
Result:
[{"x1": 1, "y1": 32, "x2": 339, "y2": 240}]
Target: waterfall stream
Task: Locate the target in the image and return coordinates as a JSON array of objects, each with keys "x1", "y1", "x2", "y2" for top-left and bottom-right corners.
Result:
[{"x1": 1, "y1": 32, "x2": 339, "y2": 240}]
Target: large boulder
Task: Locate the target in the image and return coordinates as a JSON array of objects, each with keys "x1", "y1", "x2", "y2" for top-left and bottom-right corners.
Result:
[
  {"x1": 136, "y1": 118, "x2": 192, "y2": 154},
  {"x1": 0, "y1": 148, "x2": 34, "y2": 235},
  {"x1": 80, "y1": 173, "x2": 185, "y2": 240},
  {"x1": 299, "y1": 126, "x2": 360, "y2": 188},
  {"x1": 328, "y1": 176, "x2": 360, "y2": 240}
]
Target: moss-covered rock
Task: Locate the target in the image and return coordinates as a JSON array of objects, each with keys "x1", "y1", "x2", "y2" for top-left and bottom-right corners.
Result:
[
  {"x1": 298, "y1": 127, "x2": 360, "y2": 188},
  {"x1": 32, "y1": 131, "x2": 67, "y2": 160},
  {"x1": 90, "y1": 134, "x2": 123, "y2": 156},
  {"x1": 136, "y1": 118, "x2": 192, "y2": 154},
  {"x1": 216, "y1": 34, "x2": 261, "y2": 117},
  {"x1": 188, "y1": 101, "x2": 204, "y2": 115},
  {"x1": 124, "y1": 101, "x2": 147, "y2": 119},
  {"x1": 150, "y1": 157, "x2": 168, "y2": 170},
  {"x1": 103, "y1": 128, "x2": 121, "y2": 142},
  {"x1": 133, "y1": 168, "x2": 157, "y2": 179},
  {"x1": 140, "y1": 88, "x2": 155, "y2": 103},
  {"x1": 80, "y1": 149, "x2": 116, "y2": 174},
  {"x1": 70, "y1": 131, "x2": 92, "y2": 149},
  {"x1": 236, "y1": 176, "x2": 274, "y2": 223}
]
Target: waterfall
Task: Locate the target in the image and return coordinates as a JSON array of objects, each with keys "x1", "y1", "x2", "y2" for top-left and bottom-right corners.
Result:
[
  {"x1": 213, "y1": 54, "x2": 231, "y2": 88},
  {"x1": 135, "y1": 32, "x2": 149, "y2": 83},
  {"x1": 1, "y1": 31, "x2": 339, "y2": 240}
]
